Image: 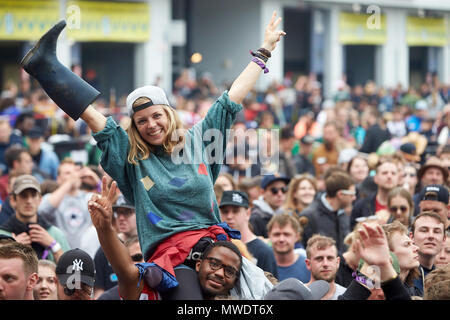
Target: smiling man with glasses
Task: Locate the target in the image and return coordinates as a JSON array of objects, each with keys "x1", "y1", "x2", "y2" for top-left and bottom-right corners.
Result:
[
  {"x1": 195, "y1": 241, "x2": 242, "y2": 299},
  {"x1": 249, "y1": 174, "x2": 290, "y2": 239}
]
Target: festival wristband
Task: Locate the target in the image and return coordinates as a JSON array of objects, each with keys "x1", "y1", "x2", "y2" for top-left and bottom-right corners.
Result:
[
  {"x1": 251, "y1": 57, "x2": 269, "y2": 74},
  {"x1": 352, "y1": 271, "x2": 374, "y2": 290}
]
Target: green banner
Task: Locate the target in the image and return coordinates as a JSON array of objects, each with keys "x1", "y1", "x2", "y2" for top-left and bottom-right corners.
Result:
[
  {"x1": 407, "y1": 16, "x2": 447, "y2": 46},
  {"x1": 0, "y1": 0, "x2": 150, "y2": 42},
  {"x1": 340, "y1": 12, "x2": 387, "y2": 45}
]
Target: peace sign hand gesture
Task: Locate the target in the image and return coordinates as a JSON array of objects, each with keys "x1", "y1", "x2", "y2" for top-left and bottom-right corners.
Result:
[
  {"x1": 261, "y1": 11, "x2": 286, "y2": 52},
  {"x1": 88, "y1": 176, "x2": 117, "y2": 232}
]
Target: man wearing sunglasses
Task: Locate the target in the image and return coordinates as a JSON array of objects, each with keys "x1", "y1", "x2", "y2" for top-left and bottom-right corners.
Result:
[{"x1": 250, "y1": 174, "x2": 290, "y2": 239}]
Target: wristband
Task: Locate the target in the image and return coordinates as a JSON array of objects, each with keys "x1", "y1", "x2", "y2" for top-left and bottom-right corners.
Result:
[
  {"x1": 251, "y1": 57, "x2": 269, "y2": 74},
  {"x1": 250, "y1": 50, "x2": 268, "y2": 63},
  {"x1": 257, "y1": 47, "x2": 272, "y2": 58},
  {"x1": 352, "y1": 271, "x2": 374, "y2": 290},
  {"x1": 50, "y1": 240, "x2": 61, "y2": 253}
]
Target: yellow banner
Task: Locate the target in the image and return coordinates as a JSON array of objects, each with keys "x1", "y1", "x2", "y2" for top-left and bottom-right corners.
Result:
[
  {"x1": 66, "y1": 1, "x2": 150, "y2": 42},
  {"x1": 339, "y1": 12, "x2": 386, "y2": 45},
  {"x1": 0, "y1": 0, "x2": 59, "y2": 40},
  {"x1": 406, "y1": 17, "x2": 446, "y2": 46}
]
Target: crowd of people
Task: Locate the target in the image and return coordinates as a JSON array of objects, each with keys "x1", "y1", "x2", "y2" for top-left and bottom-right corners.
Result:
[{"x1": 1, "y1": 14, "x2": 450, "y2": 302}]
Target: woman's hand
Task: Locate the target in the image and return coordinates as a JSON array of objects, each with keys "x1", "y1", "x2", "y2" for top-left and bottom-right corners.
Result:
[
  {"x1": 261, "y1": 11, "x2": 286, "y2": 52},
  {"x1": 354, "y1": 222, "x2": 391, "y2": 267},
  {"x1": 88, "y1": 176, "x2": 117, "y2": 231}
]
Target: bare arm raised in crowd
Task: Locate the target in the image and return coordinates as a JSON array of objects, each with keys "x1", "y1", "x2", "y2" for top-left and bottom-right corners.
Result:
[
  {"x1": 338, "y1": 223, "x2": 411, "y2": 300},
  {"x1": 79, "y1": 11, "x2": 285, "y2": 134},
  {"x1": 88, "y1": 177, "x2": 142, "y2": 300}
]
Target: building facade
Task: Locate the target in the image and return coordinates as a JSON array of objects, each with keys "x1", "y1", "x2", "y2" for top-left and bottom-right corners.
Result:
[{"x1": 1, "y1": 0, "x2": 450, "y2": 101}]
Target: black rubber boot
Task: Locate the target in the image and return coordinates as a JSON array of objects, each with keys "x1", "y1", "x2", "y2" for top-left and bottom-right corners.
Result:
[{"x1": 21, "y1": 20, "x2": 100, "y2": 120}]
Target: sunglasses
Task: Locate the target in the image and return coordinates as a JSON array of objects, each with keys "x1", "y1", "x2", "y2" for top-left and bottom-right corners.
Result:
[
  {"x1": 131, "y1": 253, "x2": 143, "y2": 262},
  {"x1": 389, "y1": 206, "x2": 408, "y2": 213},
  {"x1": 270, "y1": 186, "x2": 288, "y2": 195},
  {"x1": 203, "y1": 257, "x2": 239, "y2": 279},
  {"x1": 340, "y1": 189, "x2": 356, "y2": 196},
  {"x1": 355, "y1": 215, "x2": 378, "y2": 223}
]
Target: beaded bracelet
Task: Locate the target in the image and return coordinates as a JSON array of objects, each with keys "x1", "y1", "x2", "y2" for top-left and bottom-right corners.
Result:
[
  {"x1": 251, "y1": 57, "x2": 269, "y2": 74},
  {"x1": 250, "y1": 50, "x2": 268, "y2": 63},
  {"x1": 257, "y1": 47, "x2": 271, "y2": 58}
]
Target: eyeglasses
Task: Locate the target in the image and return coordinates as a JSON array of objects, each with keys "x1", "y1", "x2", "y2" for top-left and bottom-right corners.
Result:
[
  {"x1": 270, "y1": 186, "x2": 288, "y2": 195},
  {"x1": 355, "y1": 215, "x2": 379, "y2": 223},
  {"x1": 203, "y1": 257, "x2": 239, "y2": 279},
  {"x1": 389, "y1": 206, "x2": 408, "y2": 213},
  {"x1": 114, "y1": 209, "x2": 135, "y2": 218},
  {"x1": 340, "y1": 189, "x2": 356, "y2": 196},
  {"x1": 131, "y1": 253, "x2": 143, "y2": 262}
]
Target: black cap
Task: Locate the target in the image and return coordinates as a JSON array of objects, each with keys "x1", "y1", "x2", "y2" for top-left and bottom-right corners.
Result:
[
  {"x1": 0, "y1": 234, "x2": 16, "y2": 242},
  {"x1": 27, "y1": 126, "x2": 44, "y2": 139},
  {"x1": 261, "y1": 174, "x2": 290, "y2": 189},
  {"x1": 300, "y1": 135, "x2": 315, "y2": 145},
  {"x1": 112, "y1": 195, "x2": 135, "y2": 210},
  {"x1": 219, "y1": 190, "x2": 249, "y2": 208},
  {"x1": 419, "y1": 184, "x2": 449, "y2": 205},
  {"x1": 55, "y1": 248, "x2": 95, "y2": 288},
  {"x1": 400, "y1": 142, "x2": 416, "y2": 155}
]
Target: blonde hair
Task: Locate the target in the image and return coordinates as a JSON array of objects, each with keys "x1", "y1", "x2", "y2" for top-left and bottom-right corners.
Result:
[
  {"x1": 306, "y1": 234, "x2": 337, "y2": 259},
  {"x1": 424, "y1": 264, "x2": 450, "y2": 300},
  {"x1": 126, "y1": 97, "x2": 185, "y2": 165},
  {"x1": 382, "y1": 220, "x2": 420, "y2": 285}
]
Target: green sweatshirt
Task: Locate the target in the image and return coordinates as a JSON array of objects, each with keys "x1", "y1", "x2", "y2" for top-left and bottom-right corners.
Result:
[{"x1": 93, "y1": 91, "x2": 242, "y2": 258}]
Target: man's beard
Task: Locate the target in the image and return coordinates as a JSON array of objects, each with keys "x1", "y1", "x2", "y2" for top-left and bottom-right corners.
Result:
[{"x1": 312, "y1": 269, "x2": 336, "y2": 283}]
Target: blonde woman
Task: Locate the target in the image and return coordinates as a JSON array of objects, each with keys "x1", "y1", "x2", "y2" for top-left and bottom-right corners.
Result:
[{"x1": 22, "y1": 13, "x2": 286, "y2": 300}]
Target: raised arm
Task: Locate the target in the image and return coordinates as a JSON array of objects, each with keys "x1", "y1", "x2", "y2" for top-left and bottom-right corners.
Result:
[
  {"x1": 88, "y1": 177, "x2": 142, "y2": 300},
  {"x1": 20, "y1": 20, "x2": 107, "y2": 134},
  {"x1": 228, "y1": 11, "x2": 286, "y2": 104}
]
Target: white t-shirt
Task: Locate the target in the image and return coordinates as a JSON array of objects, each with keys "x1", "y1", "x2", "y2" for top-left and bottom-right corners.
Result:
[{"x1": 329, "y1": 283, "x2": 347, "y2": 300}]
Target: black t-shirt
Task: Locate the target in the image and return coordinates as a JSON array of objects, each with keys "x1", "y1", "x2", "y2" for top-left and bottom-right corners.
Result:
[
  {"x1": 94, "y1": 247, "x2": 117, "y2": 291},
  {"x1": 97, "y1": 285, "x2": 120, "y2": 300},
  {"x1": 246, "y1": 238, "x2": 279, "y2": 279},
  {"x1": 335, "y1": 254, "x2": 355, "y2": 288}
]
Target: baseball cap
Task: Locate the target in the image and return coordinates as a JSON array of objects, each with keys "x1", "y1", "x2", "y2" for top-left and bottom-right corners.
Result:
[
  {"x1": 399, "y1": 143, "x2": 420, "y2": 162},
  {"x1": 415, "y1": 100, "x2": 428, "y2": 111},
  {"x1": 27, "y1": 126, "x2": 44, "y2": 139},
  {"x1": 264, "y1": 278, "x2": 329, "y2": 300},
  {"x1": 219, "y1": 190, "x2": 249, "y2": 208},
  {"x1": 260, "y1": 174, "x2": 290, "y2": 190},
  {"x1": 126, "y1": 85, "x2": 171, "y2": 116},
  {"x1": 300, "y1": 135, "x2": 315, "y2": 145},
  {"x1": 112, "y1": 195, "x2": 135, "y2": 211},
  {"x1": 419, "y1": 184, "x2": 449, "y2": 205},
  {"x1": 13, "y1": 175, "x2": 41, "y2": 195},
  {"x1": 338, "y1": 148, "x2": 358, "y2": 164},
  {"x1": 56, "y1": 248, "x2": 95, "y2": 288}
]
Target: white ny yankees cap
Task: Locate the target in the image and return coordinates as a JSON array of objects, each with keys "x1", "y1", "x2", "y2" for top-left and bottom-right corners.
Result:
[{"x1": 55, "y1": 248, "x2": 95, "y2": 287}]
